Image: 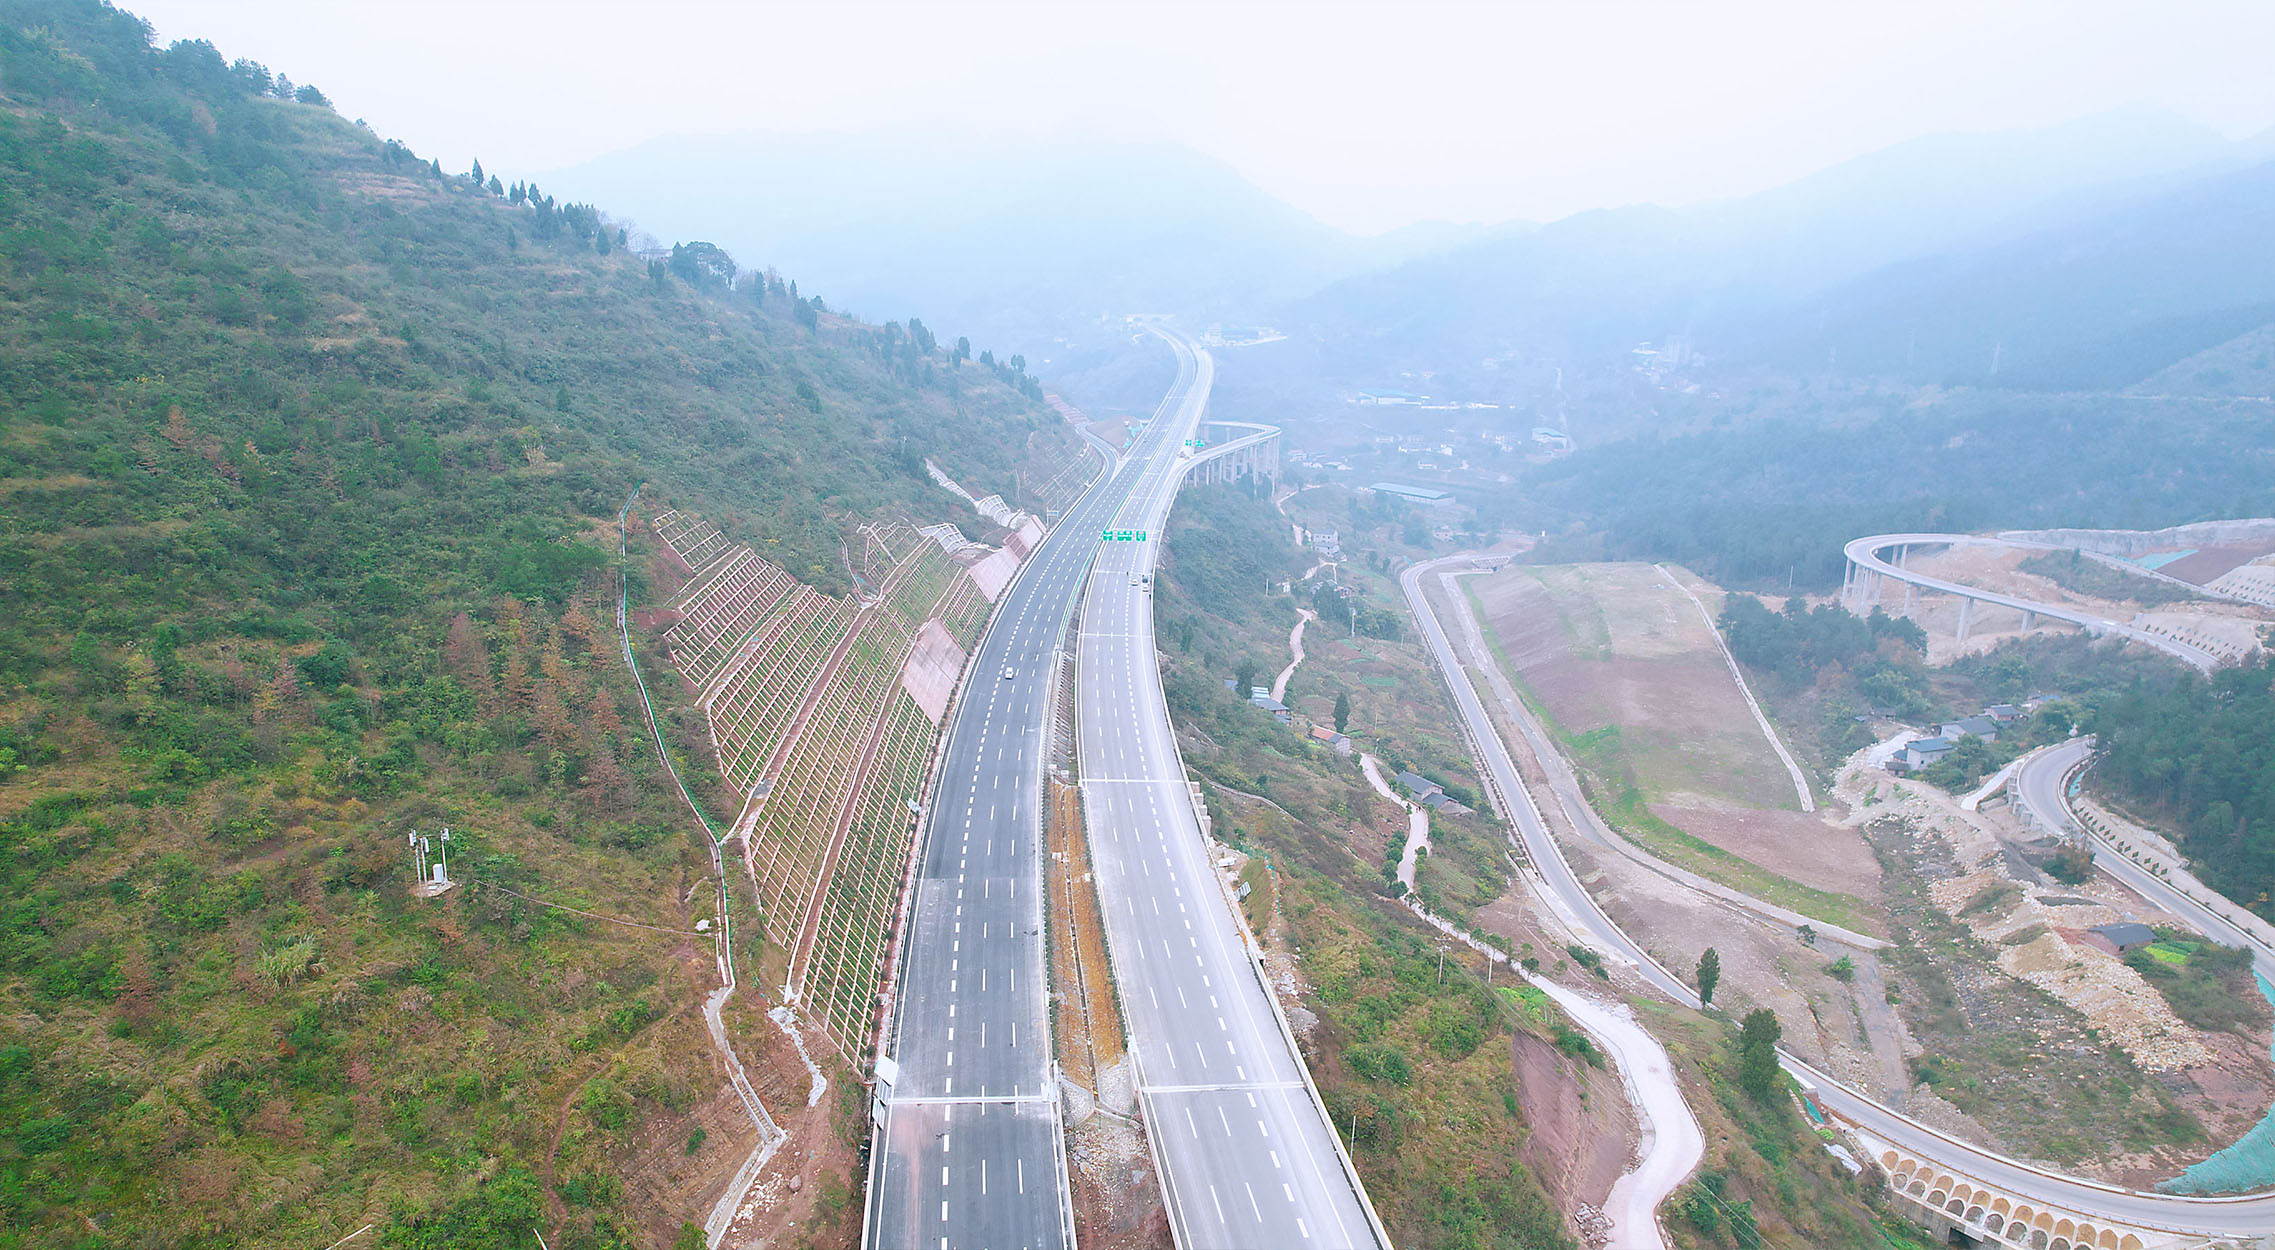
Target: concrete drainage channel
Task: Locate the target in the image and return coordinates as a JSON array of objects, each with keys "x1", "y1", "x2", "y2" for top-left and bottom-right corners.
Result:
[{"x1": 615, "y1": 489, "x2": 789, "y2": 1249}]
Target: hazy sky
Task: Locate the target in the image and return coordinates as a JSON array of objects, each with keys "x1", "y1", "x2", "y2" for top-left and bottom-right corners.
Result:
[{"x1": 128, "y1": 0, "x2": 2275, "y2": 235}]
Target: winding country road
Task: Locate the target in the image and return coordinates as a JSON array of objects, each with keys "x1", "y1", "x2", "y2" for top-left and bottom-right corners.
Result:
[{"x1": 2013, "y1": 739, "x2": 2275, "y2": 983}]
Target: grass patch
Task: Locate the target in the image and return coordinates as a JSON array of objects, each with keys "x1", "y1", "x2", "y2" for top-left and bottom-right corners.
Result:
[
  {"x1": 1601, "y1": 788, "x2": 1879, "y2": 935},
  {"x1": 2127, "y1": 931, "x2": 2265, "y2": 1034},
  {"x1": 1496, "y1": 984, "x2": 1550, "y2": 1029},
  {"x1": 1959, "y1": 882, "x2": 2020, "y2": 918},
  {"x1": 1998, "y1": 923, "x2": 2051, "y2": 947}
]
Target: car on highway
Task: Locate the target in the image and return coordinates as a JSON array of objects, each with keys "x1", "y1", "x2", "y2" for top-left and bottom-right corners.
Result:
[{"x1": 1002, "y1": 665, "x2": 1015, "y2": 679}]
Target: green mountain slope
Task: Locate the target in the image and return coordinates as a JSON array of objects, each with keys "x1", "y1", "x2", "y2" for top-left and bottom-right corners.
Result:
[{"x1": 0, "y1": 3, "x2": 1073, "y2": 1247}]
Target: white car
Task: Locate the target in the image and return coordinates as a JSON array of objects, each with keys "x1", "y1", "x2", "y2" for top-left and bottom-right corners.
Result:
[{"x1": 1002, "y1": 666, "x2": 1016, "y2": 680}]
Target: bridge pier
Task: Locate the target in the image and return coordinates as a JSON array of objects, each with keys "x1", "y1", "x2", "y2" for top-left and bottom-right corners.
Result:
[
  {"x1": 1956, "y1": 596, "x2": 1975, "y2": 644},
  {"x1": 1188, "y1": 421, "x2": 1282, "y2": 489},
  {"x1": 2022, "y1": 610, "x2": 2036, "y2": 632}
]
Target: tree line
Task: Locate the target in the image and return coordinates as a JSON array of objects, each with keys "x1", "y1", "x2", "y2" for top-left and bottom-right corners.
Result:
[{"x1": 2093, "y1": 654, "x2": 2275, "y2": 915}]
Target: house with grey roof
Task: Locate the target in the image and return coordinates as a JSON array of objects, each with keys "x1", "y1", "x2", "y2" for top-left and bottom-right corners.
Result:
[
  {"x1": 1903, "y1": 737, "x2": 1956, "y2": 770},
  {"x1": 1938, "y1": 714, "x2": 2001, "y2": 742}
]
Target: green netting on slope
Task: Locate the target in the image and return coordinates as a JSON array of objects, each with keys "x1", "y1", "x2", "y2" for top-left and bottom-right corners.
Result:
[{"x1": 2161, "y1": 973, "x2": 2275, "y2": 1194}]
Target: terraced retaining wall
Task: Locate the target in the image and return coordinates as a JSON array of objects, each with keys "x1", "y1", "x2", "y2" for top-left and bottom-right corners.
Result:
[{"x1": 647, "y1": 508, "x2": 1015, "y2": 1061}]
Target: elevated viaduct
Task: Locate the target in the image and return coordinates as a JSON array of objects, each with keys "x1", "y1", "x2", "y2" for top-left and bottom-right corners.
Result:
[
  {"x1": 1840, "y1": 533, "x2": 2227, "y2": 671},
  {"x1": 1182, "y1": 418, "x2": 1280, "y2": 487}
]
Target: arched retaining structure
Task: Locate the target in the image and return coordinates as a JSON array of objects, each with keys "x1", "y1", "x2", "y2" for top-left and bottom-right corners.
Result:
[{"x1": 1874, "y1": 1137, "x2": 2167, "y2": 1250}]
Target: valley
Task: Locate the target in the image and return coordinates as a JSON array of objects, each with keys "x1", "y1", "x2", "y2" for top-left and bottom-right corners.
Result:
[{"x1": 9, "y1": 4, "x2": 2275, "y2": 1249}]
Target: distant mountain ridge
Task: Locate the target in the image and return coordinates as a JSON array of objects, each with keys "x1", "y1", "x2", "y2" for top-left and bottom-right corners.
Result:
[
  {"x1": 545, "y1": 109, "x2": 2275, "y2": 398},
  {"x1": 1284, "y1": 107, "x2": 2275, "y2": 390},
  {"x1": 540, "y1": 131, "x2": 1488, "y2": 361},
  {"x1": 1747, "y1": 155, "x2": 2275, "y2": 389}
]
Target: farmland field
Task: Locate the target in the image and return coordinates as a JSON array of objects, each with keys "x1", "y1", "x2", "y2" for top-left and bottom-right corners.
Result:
[{"x1": 1466, "y1": 562, "x2": 1883, "y2": 902}]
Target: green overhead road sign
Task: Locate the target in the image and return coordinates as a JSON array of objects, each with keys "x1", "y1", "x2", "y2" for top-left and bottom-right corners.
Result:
[{"x1": 1101, "y1": 529, "x2": 1149, "y2": 542}]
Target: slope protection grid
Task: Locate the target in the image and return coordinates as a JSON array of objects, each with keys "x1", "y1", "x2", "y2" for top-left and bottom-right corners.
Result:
[{"x1": 645, "y1": 471, "x2": 1073, "y2": 1062}]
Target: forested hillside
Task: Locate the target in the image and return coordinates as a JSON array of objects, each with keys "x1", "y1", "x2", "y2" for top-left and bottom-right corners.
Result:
[
  {"x1": 0, "y1": 4, "x2": 1071, "y2": 1247},
  {"x1": 1523, "y1": 390, "x2": 2275, "y2": 590},
  {"x1": 2093, "y1": 655, "x2": 2275, "y2": 918}
]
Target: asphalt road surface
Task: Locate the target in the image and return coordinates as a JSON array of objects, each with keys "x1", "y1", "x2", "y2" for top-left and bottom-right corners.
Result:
[
  {"x1": 1844, "y1": 533, "x2": 2222, "y2": 672},
  {"x1": 2016, "y1": 738, "x2": 2275, "y2": 983},
  {"x1": 1075, "y1": 332, "x2": 1386, "y2": 1249},
  {"x1": 865, "y1": 337, "x2": 1192, "y2": 1250}
]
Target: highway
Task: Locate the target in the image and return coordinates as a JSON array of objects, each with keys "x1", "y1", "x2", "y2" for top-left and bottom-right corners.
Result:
[
  {"x1": 1399, "y1": 554, "x2": 2275, "y2": 1241},
  {"x1": 1075, "y1": 329, "x2": 1388, "y2": 1249},
  {"x1": 1843, "y1": 533, "x2": 2224, "y2": 672},
  {"x1": 864, "y1": 345, "x2": 1179, "y2": 1250}
]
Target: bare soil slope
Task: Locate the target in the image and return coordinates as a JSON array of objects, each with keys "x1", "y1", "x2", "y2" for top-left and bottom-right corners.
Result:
[{"x1": 1470, "y1": 563, "x2": 1881, "y2": 900}]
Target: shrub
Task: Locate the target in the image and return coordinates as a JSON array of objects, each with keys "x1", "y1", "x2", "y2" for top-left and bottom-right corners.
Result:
[{"x1": 1345, "y1": 1042, "x2": 1414, "y2": 1086}]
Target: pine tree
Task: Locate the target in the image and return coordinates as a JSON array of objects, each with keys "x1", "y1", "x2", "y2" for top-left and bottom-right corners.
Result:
[
  {"x1": 443, "y1": 612, "x2": 495, "y2": 706},
  {"x1": 500, "y1": 651, "x2": 535, "y2": 713},
  {"x1": 1697, "y1": 947, "x2": 1720, "y2": 1005},
  {"x1": 531, "y1": 682, "x2": 574, "y2": 752},
  {"x1": 1737, "y1": 1008, "x2": 1782, "y2": 1100},
  {"x1": 581, "y1": 737, "x2": 629, "y2": 810},
  {"x1": 539, "y1": 633, "x2": 570, "y2": 685},
  {"x1": 559, "y1": 604, "x2": 598, "y2": 653},
  {"x1": 255, "y1": 659, "x2": 302, "y2": 724},
  {"x1": 1333, "y1": 691, "x2": 1351, "y2": 733},
  {"x1": 587, "y1": 684, "x2": 625, "y2": 740}
]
